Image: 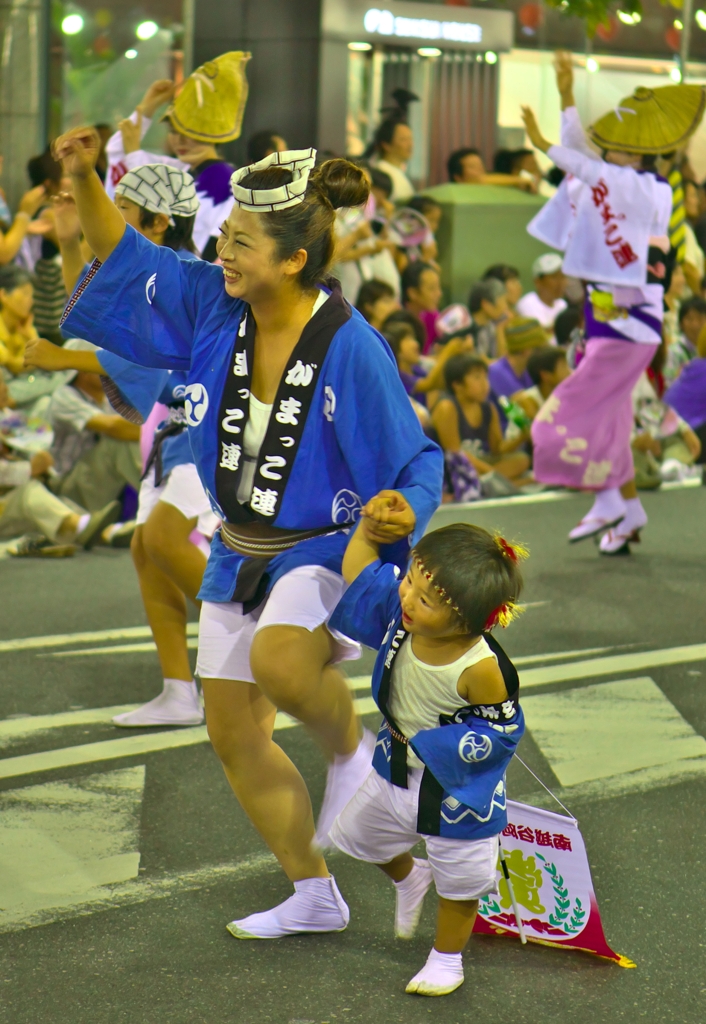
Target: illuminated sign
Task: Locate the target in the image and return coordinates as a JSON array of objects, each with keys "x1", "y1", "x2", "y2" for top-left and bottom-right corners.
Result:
[{"x1": 363, "y1": 7, "x2": 482, "y2": 44}]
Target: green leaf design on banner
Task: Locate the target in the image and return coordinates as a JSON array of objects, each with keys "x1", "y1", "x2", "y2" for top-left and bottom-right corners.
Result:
[{"x1": 537, "y1": 853, "x2": 584, "y2": 934}]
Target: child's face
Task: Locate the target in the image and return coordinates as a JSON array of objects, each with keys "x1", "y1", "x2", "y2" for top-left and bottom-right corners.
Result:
[
  {"x1": 681, "y1": 308, "x2": 706, "y2": 345},
  {"x1": 424, "y1": 206, "x2": 442, "y2": 234},
  {"x1": 410, "y1": 269, "x2": 442, "y2": 312},
  {"x1": 398, "y1": 333, "x2": 420, "y2": 365},
  {"x1": 399, "y1": 561, "x2": 463, "y2": 638},
  {"x1": 544, "y1": 355, "x2": 570, "y2": 389},
  {"x1": 458, "y1": 367, "x2": 490, "y2": 403}
]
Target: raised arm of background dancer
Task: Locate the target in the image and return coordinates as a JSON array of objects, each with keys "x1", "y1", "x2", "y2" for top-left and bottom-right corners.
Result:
[
  {"x1": 0, "y1": 185, "x2": 47, "y2": 264},
  {"x1": 53, "y1": 128, "x2": 126, "y2": 263},
  {"x1": 52, "y1": 193, "x2": 87, "y2": 293},
  {"x1": 554, "y1": 51, "x2": 600, "y2": 160},
  {"x1": 521, "y1": 106, "x2": 604, "y2": 188},
  {"x1": 24, "y1": 337, "x2": 103, "y2": 374}
]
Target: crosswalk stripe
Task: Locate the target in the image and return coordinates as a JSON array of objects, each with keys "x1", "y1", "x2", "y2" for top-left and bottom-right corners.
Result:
[
  {"x1": 520, "y1": 643, "x2": 706, "y2": 689},
  {"x1": 0, "y1": 623, "x2": 198, "y2": 654}
]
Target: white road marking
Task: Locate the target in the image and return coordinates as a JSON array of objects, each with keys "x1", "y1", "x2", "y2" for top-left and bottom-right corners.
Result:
[
  {"x1": 0, "y1": 623, "x2": 198, "y2": 654},
  {"x1": 520, "y1": 643, "x2": 706, "y2": 689},
  {"x1": 522, "y1": 676, "x2": 706, "y2": 788},
  {"x1": 47, "y1": 639, "x2": 199, "y2": 658},
  {"x1": 0, "y1": 767, "x2": 144, "y2": 929}
]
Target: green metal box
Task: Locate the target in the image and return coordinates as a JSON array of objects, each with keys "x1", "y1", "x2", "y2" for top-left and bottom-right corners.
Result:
[{"x1": 421, "y1": 183, "x2": 557, "y2": 305}]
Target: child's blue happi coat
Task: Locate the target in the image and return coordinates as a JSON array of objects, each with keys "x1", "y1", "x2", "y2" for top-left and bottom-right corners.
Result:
[
  {"x1": 62, "y1": 226, "x2": 443, "y2": 602},
  {"x1": 329, "y1": 561, "x2": 525, "y2": 839}
]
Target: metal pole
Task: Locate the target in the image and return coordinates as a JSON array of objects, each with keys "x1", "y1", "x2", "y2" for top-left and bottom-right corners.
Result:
[{"x1": 680, "y1": 0, "x2": 694, "y2": 81}]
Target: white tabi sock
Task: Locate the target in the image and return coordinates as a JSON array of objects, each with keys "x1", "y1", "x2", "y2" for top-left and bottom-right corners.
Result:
[
  {"x1": 75, "y1": 514, "x2": 91, "y2": 536},
  {"x1": 315, "y1": 728, "x2": 376, "y2": 849},
  {"x1": 620, "y1": 496, "x2": 648, "y2": 533},
  {"x1": 394, "y1": 858, "x2": 434, "y2": 939},
  {"x1": 586, "y1": 487, "x2": 626, "y2": 523},
  {"x1": 112, "y1": 679, "x2": 203, "y2": 727},
  {"x1": 405, "y1": 947, "x2": 465, "y2": 997},
  {"x1": 226, "y1": 875, "x2": 350, "y2": 939}
]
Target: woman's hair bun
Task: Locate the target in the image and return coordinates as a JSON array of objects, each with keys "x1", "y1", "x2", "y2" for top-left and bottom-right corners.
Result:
[{"x1": 313, "y1": 158, "x2": 370, "y2": 211}]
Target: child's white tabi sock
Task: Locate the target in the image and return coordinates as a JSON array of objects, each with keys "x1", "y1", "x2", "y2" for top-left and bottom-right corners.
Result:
[
  {"x1": 569, "y1": 487, "x2": 626, "y2": 542},
  {"x1": 394, "y1": 858, "x2": 433, "y2": 939},
  {"x1": 315, "y1": 728, "x2": 376, "y2": 848},
  {"x1": 112, "y1": 679, "x2": 204, "y2": 727},
  {"x1": 405, "y1": 947, "x2": 465, "y2": 996},
  {"x1": 599, "y1": 496, "x2": 648, "y2": 554},
  {"x1": 226, "y1": 875, "x2": 350, "y2": 939}
]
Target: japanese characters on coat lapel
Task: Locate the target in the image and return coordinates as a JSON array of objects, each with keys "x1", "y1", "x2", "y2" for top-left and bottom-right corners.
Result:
[{"x1": 214, "y1": 283, "x2": 351, "y2": 525}]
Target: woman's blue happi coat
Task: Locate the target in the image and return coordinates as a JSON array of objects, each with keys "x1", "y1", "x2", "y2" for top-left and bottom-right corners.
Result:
[{"x1": 63, "y1": 226, "x2": 443, "y2": 601}]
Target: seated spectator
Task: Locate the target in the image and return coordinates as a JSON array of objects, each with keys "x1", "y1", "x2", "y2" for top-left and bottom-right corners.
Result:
[
  {"x1": 246, "y1": 130, "x2": 288, "y2": 164},
  {"x1": 0, "y1": 444, "x2": 120, "y2": 556},
  {"x1": 447, "y1": 148, "x2": 535, "y2": 192},
  {"x1": 468, "y1": 278, "x2": 508, "y2": 359},
  {"x1": 401, "y1": 261, "x2": 442, "y2": 353},
  {"x1": 516, "y1": 346, "x2": 571, "y2": 420},
  {"x1": 25, "y1": 148, "x2": 70, "y2": 344},
  {"x1": 383, "y1": 321, "x2": 425, "y2": 398},
  {"x1": 516, "y1": 254, "x2": 567, "y2": 334},
  {"x1": 664, "y1": 296, "x2": 706, "y2": 384},
  {"x1": 381, "y1": 308, "x2": 426, "y2": 350},
  {"x1": 488, "y1": 316, "x2": 548, "y2": 410},
  {"x1": 664, "y1": 323, "x2": 706, "y2": 461},
  {"x1": 683, "y1": 179, "x2": 705, "y2": 296},
  {"x1": 43, "y1": 339, "x2": 142, "y2": 512},
  {"x1": 632, "y1": 371, "x2": 702, "y2": 486},
  {"x1": 403, "y1": 195, "x2": 442, "y2": 265},
  {"x1": 355, "y1": 279, "x2": 399, "y2": 330},
  {"x1": 0, "y1": 265, "x2": 35, "y2": 376},
  {"x1": 432, "y1": 353, "x2": 530, "y2": 485},
  {"x1": 482, "y1": 264, "x2": 522, "y2": 313}
]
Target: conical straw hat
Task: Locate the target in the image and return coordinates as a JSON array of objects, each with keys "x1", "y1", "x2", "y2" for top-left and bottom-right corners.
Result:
[
  {"x1": 588, "y1": 83, "x2": 706, "y2": 154},
  {"x1": 166, "y1": 51, "x2": 251, "y2": 144}
]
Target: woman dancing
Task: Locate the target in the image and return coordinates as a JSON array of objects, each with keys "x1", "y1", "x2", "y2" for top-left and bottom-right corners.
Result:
[
  {"x1": 53, "y1": 128, "x2": 442, "y2": 938},
  {"x1": 522, "y1": 53, "x2": 703, "y2": 554}
]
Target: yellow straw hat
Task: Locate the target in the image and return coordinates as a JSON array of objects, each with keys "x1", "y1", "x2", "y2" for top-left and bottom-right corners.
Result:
[
  {"x1": 588, "y1": 83, "x2": 706, "y2": 155},
  {"x1": 166, "y1": 51, "x2": 251, "y2": 144},
  {"x1": 504, "y1": 316, "x2": 548, "y2": 353}
]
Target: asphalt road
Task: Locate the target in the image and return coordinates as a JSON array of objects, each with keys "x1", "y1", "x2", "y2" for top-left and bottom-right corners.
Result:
[{"x1": 1, "y1": 485, "x2": 705, "y2": 1024}]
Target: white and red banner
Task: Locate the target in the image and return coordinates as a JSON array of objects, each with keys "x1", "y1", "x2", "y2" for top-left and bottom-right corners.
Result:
[{"x1": 473, "y1": 800, "x2": 635, "y2": 967}]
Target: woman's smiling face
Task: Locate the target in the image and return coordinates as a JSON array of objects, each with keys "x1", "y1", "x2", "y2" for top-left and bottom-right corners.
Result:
[{"x1": 216, "y1": 206, "x2": 307, "y2": 302}]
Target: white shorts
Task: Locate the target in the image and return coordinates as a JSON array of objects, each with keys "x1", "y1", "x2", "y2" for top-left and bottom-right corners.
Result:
[
  {"x1": 136, "y1": 463, "x2": 219, "y2": 537},
  {"x1": 195, "y1": 564, "x2": 362, "y2": 683},
  {"x1": 330, "y1": 767, "x2": 499, "y2": 901}
]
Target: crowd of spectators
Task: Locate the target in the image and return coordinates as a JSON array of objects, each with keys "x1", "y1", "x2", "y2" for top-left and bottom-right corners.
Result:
[{"x1": 2, "y1": 75, "x2": 706, "y2": 559}]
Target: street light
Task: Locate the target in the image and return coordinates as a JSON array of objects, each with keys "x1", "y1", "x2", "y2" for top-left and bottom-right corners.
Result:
[
  {"x1": 136, "y1": 21, "x2": 158, "y2": 41},
  {"x1": 61, "y1": 14, "x2": 84, "y2": 35},
  {"x1": 485, "y1": 51, "x2": 498, "y2": 64},
  {"x1": 125, "y1": 49, "x2": 138, "y2": 59},
  {"x1": 586, "y1": 57, "x2": 600, "y2": 72}
]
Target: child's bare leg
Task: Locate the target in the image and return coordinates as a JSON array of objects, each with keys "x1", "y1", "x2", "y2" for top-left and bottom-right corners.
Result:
[
  {"x1": 378, "y1": 852, "x2": 434, "y2": 939},
  {"x1": 406, "y1": 896, "x2": 477, "y2": 997},
  {"x1": 434, "y1": 896, "x2": 478, "y2": 952}
]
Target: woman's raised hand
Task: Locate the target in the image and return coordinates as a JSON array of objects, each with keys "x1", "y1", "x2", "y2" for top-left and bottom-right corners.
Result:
[
  {"x1": 17, "y1": 184, "x2": 47, "y2": 218},
  {"x1": 138, "y1": 79, "x2": 175, "y2": 118},
  {"x1": 553, "y1": 50, "x2": 575, "y2": 109},
  {"x1": 53, "y1": 127, "x2": 101, "y2": 179}
]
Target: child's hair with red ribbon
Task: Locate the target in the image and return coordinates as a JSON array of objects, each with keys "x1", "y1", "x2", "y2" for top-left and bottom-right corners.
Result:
[{"x1": 412, "y1": 524, "x2": 527, "y2": 635}]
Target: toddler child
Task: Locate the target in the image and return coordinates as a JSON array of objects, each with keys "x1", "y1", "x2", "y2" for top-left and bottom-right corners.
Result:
[{"x1": 327, "y1": 492, "x2": 526, "y2": 996}]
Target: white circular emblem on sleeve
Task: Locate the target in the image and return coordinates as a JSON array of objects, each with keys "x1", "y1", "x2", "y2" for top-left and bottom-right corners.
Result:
[
  {"x1": 332, "y1": 488, "x2": 362, "y2": 524},
  {"x1": 184, "y1": 383, "x2": 209, "y2": 426},
  {"x1": 146, "y1": 273, "x2": 157, "y2": 305},
  {"x1": 458, "y1": 731, "x2": 492, "y2": 763}
]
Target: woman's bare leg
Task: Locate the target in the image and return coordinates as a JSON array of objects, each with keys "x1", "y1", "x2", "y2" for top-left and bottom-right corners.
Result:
[
  {"x1": 250, "y1": 624, "x2": 359, "y2": 760},
  {"x1": 202, "y1": 677, "x2": 328, "y2": 881}
]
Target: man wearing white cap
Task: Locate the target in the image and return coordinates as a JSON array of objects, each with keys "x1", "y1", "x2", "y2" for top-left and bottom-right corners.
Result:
[{"x1": 516, "y1": 252, "x2": 567, "y2": 332}]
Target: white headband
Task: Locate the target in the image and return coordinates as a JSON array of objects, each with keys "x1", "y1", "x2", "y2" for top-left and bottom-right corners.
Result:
[
  {"x1": 115, "y1": 163, "x2": 200, "y2": 226},
  {"x1": 230, "y1": 148, "x2": 317, "y2": 212}
]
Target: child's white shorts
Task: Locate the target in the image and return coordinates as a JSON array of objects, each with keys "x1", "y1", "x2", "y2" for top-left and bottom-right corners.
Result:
[
  {"x1": 330, "y1": 766, "x2": 499, "y2": 901},
  {"x1": 136, "y1": 462, "x2": 219, "y2": 537},
  {"x1": 196, "y1": 565, "x2": 361, "y2": 683}
]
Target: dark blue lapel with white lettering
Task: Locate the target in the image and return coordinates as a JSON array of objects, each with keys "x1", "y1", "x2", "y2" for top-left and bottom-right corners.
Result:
[{"x1": 214, "y1": 280, "x2": 351, "y2": 525}]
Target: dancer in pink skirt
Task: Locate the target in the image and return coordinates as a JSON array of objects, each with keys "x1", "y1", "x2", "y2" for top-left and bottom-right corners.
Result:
[{"x1": 521, "y1": 52, "x2": 704, "y2": 554}]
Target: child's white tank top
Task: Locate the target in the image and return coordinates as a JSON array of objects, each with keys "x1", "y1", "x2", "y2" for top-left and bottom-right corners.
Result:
[{"x1": 388, "y1": 634, "x2": 497, "y2": 768}]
